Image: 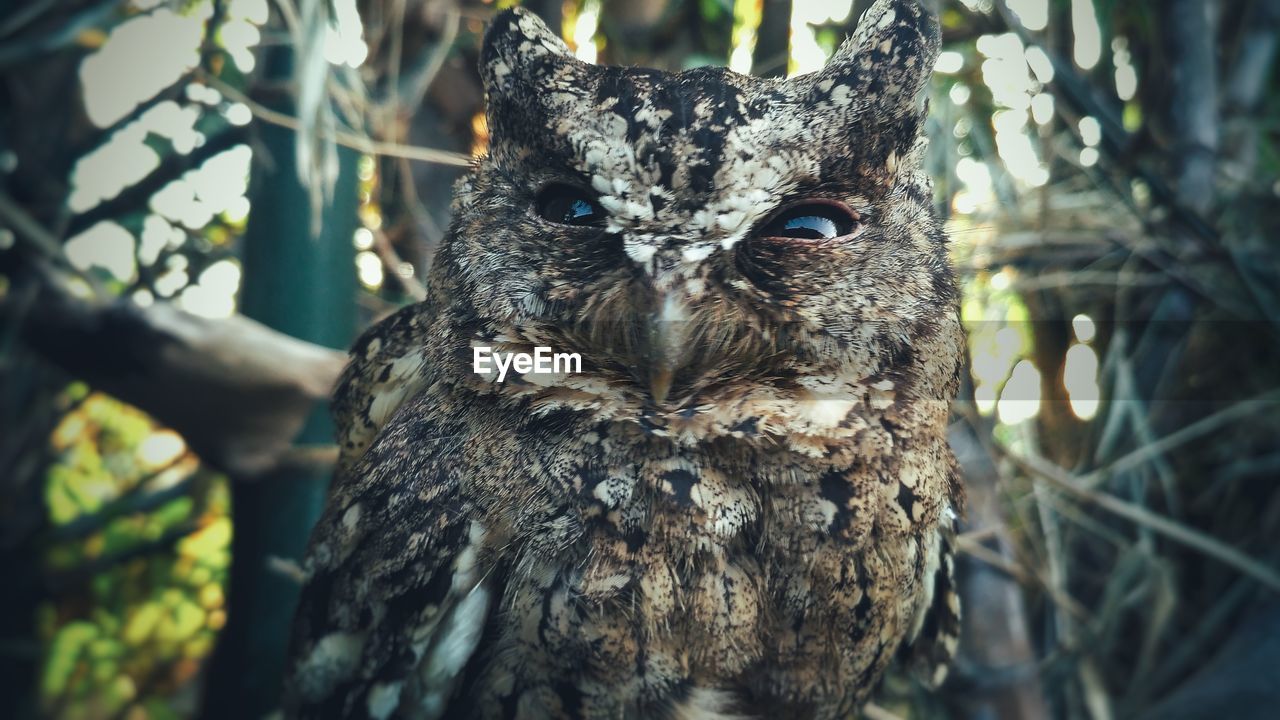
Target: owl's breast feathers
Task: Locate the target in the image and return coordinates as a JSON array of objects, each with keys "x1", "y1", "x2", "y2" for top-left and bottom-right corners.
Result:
[{"x1": 282, "y1": 304, "x2": 962, "y2": 720}]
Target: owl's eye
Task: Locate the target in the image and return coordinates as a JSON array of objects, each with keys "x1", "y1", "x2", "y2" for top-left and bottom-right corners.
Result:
[
  {"x1": 760, "y1": 203, "x2": 861, "y2": 240},
  {"x1": 535, "y1": 184, "x2": 607, "y2": 227}
]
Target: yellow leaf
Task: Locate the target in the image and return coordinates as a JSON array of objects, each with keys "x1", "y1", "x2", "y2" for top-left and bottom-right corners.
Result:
[{"x1": 78, "y1": 28, "x2": 108, "y2": 48}]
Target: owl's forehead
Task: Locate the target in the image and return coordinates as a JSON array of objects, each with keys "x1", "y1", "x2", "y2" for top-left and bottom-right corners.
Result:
[
  {"x1": 536, "y1": 64, "x2": 823, "y2": 245},
  {"x1": 576, "y1": 65, "x2": 775, "y2": 146}
]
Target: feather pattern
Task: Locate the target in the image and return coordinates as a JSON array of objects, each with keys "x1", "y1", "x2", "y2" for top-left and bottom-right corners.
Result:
[{"x1": 283, "y1": 2, "x2": 963, "y2": 717}]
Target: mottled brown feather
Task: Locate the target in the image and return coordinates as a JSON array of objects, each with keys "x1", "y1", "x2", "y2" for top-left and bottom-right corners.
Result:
[{"x1": 283, "y1": 1, "x2": 963, "y2": 718}]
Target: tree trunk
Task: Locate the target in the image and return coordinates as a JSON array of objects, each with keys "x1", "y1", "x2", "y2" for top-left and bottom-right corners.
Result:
[
  {"x1": 600, "y1": 0, "x2": 733, "y2": 70},
  {"x1": 752, "y1": 0, "x2": 792, "y2": 78},
  {"x1": 198, "y1": 36, "x2": 359, "y2": 719},
  {"x1": 952, "y1": 374, "x2": 1052, "y2": 720}
]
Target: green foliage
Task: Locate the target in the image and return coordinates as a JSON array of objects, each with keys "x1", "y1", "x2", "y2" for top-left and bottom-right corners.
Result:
[
  {"x1": 697, "y1": 0, "x2": 731, "y2": 23},
  {"x1": 40, "y1": 393, "x2": 231, "y2": 719}
]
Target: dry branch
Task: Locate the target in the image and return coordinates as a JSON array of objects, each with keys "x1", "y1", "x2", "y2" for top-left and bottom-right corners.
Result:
[
  {"x1": 64, "y1": 126, "x2": 249, "y2": 238},
  {"x1": 16, "y1": 283, "x2": 346, "y2": 479},
  {"x1": 1000, "y1": 447, "x2": 1280, "y2": 594},
  {"x1": 204, "y1": 72, "x2": 472, "y2": 167},
  {"x1": 4, "y1": 183, "x2": 348, "y2": 480}
]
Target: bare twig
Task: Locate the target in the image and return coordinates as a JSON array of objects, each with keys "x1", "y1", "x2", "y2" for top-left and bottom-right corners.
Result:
[
  {"x1": 1082, "y1": 388, "x2": 1280, "y2": 489},
  {"x1": 0, "y1": 0, "x2": 120, "y2": 68},
  {"x1": 401, "y1": 7, "x2": 461, "y2": 114},
  {"x1": 47, "y1": 456, "x2": 198, "y2": 541},
  {"x1": 204, "y1": 72, "x2": 472, "y2": 167},
  {"x1": 0, "y1": 191, "x2": 71, "y2": 266},
  {"x1": 1000, "y1": 447, "x2": 1280, "y2": 594},
  {"x1": 44, "y1": 521, "x2": 200, "y2": 592},
  {"x1": 956, "y1": 533, "x2": 1091, "y2": 621},
  {"x1": 372, "y1": 227, "x2": 428, "y2": 301},
  {"x1": 0, "y1": 0, "x2": 59, "y2": 38},
  {"x1": 863, "y1": 702, "x2": 906, "y2": 720}
]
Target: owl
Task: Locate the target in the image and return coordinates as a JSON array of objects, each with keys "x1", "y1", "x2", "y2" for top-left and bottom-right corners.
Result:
[{"x1": 282, "y1": 0, "x2": 964, "y2": 718}]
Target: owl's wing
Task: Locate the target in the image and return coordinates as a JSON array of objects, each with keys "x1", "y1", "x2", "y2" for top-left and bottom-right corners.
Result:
[
  {"x1": 331, "y1": 303, "x2": 434, "y2": 474},
  {"x1": 900, "y1": 505, "x2": 963, "y2": 689},
  {"x1": 283, "y1": 397, "x2": 495, "y2": 719},
  {"x1": 284, "y1": 307, "x2": 495, "y2": 719}
]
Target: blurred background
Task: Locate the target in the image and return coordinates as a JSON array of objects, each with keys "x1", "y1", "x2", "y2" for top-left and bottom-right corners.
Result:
[{"x1": 1, "y1": 0, "x2": 1277, "y2": 718}]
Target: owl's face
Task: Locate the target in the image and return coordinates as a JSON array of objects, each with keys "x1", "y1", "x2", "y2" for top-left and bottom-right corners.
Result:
[{"x1": 439, "y1": 0, "x2": 958, "y2": 420}]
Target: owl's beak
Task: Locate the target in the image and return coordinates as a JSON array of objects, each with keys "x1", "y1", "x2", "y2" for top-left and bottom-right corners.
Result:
[
  {"x1": 644, "y1": 294, "x2": 690, "y2": 406},
  {"x1": 648, "y1": 365, "x2": 675, "y2": 406}
]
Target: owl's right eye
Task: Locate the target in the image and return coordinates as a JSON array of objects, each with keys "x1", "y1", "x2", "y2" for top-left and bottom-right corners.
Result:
[
  {"x1": 535, "y1": 184, "x2": 607, "y2": 227},
  {"x1": 758, "y1": 202, "x2": 861, "y2": 241}
]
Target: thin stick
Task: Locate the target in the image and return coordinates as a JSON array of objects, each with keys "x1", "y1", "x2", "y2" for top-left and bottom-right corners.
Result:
[
  {"x1": 863, "y1": 703, "x2": 906, "y2": 720},
  {"x1": 957, "y1": 534, "x2": 1092, "y2": 621},
  {"x1": 372, "y1": 227, "x2": 428, "y2": 301},
  {"x1": 1001, "y1": 446, "x2": 1280, "y2": 594},
  {"x1": 205, "y1": 73, "x2": 472, "y2": 167},
  {"x1": 1082, "y1": 388, "x2": 1280, "y2": 488},
  {"x1": 0, "y1": 190, "x2": 104, "y2": 296}
]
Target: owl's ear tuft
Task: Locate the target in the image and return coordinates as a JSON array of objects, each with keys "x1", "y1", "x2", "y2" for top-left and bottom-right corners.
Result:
[
  {"x1": 480, "y1": 8, "x2": 576, "y2": 97},
  {"x1": 803, "y1": 0, "x2": 940, "y2": 121}
]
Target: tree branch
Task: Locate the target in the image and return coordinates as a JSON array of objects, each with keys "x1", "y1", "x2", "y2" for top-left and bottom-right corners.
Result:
[
  {"x1": 204, "y1": 72, "x2": 472, "y2": 167},
  {"x1": 0, "y1": 0, "x2": 121, "y2": 68},
  {"x1": 64, "y1": 126, "x2": 248, "y2": 238},
  {"x1": 64, "y1": 70, "x2": 196, "y2": 171},
  {"x1": 2, "y1": 196, "x2": 346, "y2": 480},
  {"x1": 44, "y1": 521, "x2": 200, "y2": 593},
  {"x1": 48, "y1": 461, "x2": 199, "y2": 542},
  {"x1": 751, "y1": 0, "x2": 792, "y2": 78},
  {"x1": 998, "y1": 444, "x2": 1280, "y2": 594},
  {"x1": 11, "y1": 278, "x2": 346, "y2": 479}
]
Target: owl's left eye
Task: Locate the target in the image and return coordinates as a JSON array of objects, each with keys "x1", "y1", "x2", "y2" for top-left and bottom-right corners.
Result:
[
  {"x1": 759, "y1": 203, "x2": 861, "y2": 240},
  {"x1": 535, "y1": 184, "x2": 607, "y2": 227}
]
